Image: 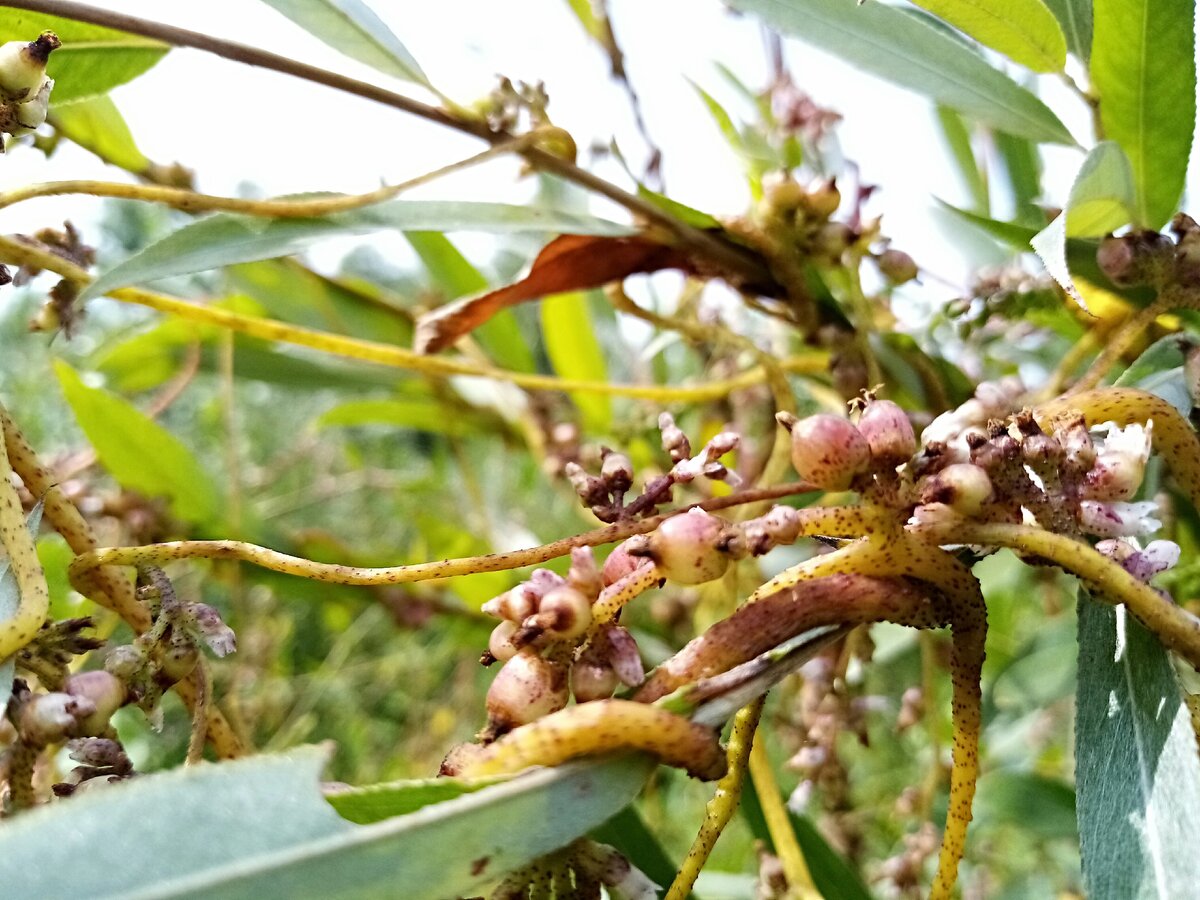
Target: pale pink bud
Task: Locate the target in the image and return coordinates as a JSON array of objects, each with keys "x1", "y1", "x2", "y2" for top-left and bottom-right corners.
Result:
[
  {"x1": 536, "y1": 586, "x2": 593, "y2": 639},
  {"x1": 785, "y1": 413, "x2": 871, "y2": 489},
  {"x1": 647, "y1": 508, "x2": 730, "y2": 585},
  {"x1": 567, "y1": 547, "x2": 603, "y2": 598},
  {"x1": 20, "y1": 693, "x2": 93, "y2": 746},
  {"x1": 1097, "y1": 538, "x2": 1180, "y2": 581},
  {"x1": 485, "y1": 649, "x2": 568, "y2": 730},
  {"x1": 919, "y1": 463, "x2": 993, "y2": 516},
  {"x1": 189, "y1": 603, "x2": 236, "y2": 657},
  {"x1": 857, "y1": 399, "x2": 917, "y2": 466},
  {"x1": 488, "y1": 620, "x2": 520, "y2": 662},
  {"x1": 605, "y1": 626, "x2": 645, "y2": 687},
  {"x1": 570, "y1": 661, "x2": 619, "y2": 702},
  {"x1": 64, "y1": 671, "x2": 128, "y2": 735},
  {"x1": 600, "y1": 449, "x2": 634, "y2": 493}
]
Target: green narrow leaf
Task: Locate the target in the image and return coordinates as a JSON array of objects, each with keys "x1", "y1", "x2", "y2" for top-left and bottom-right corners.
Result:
[
  {"x1": 405, "y1": 232, "x2": 535, "y2": 374},
  {"x1": 81, "y1": 202, "x2": 634, "y2": 302},
  {"x1": 0, "y1": 12, "x2": 167, "y2": 104},
  {"x1": 257, "y1": 0, "x2": 429, "y2": 86},
  {"x1": 995, "y1": 130, "x2": 1044, "y2": 225},
  {"x1": 740, "y1": 785, "x2": 873, "y2": 900},
  {"x1": 1031, "y1": 141, "x2": 1134, "y2": 309},
  {"x1": 1075, "y1": 597, "x2": 1200, "y2": 898},
  {"x1": 909, "y1": 0, "x2": 1067, "y2": 72},
  {"x1": 563, "y1": 0, "x2": 605, "y2": 41},
  {"x1": 0, "y1": 745, "x2": 654, "y2": 898},
  {"x1": 326, "y1": 774, "x2": 501, "y2": 824},
  {"x1": 47, "y1": 95, "x2": 148, "y2": 173},
  {"x1": 54, "y1": 360, "x2": 219, "y2": 525},
  {"x1": 727, "y1": 0, "x2": 1076, "y2": 144},
  {"x1": 1091, "y1": 0, "x2": 1196, "y2": 227},
  {"x1": 935, "y1": 105, "x2": 990, "y2": 213},
  {"x1": 540, "y1": 292, "x2": 612, "y2": 432},
  {"x1": 1043, "y1": 0, "x2": 1093, "y2": 61}
]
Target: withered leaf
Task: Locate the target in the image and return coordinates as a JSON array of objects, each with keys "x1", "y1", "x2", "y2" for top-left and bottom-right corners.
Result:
[{"x1": 414, "y1": 234, "x2": 690, "y2": 354}]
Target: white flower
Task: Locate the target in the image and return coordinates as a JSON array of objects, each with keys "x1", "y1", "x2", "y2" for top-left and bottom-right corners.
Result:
[{"x1": 1080, "y1": 500, "x2": 1161, "y2": 538}]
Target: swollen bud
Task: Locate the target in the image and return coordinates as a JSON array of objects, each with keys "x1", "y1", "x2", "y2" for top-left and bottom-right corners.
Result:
[
  {"x1": 20, "y1": 692, "x2": 93, "y2": 746},
  {"x1": 857, "y1": 400, "x2": 916, "y2": 466},
  {"x1": 919, "y1": 463, "x2": 994, "y2": 516},
  {"x1": 485, "y1": 648, "x2": 569, "y2": 731},
  {"x1": 646, "y1": 508, "x2": 730, "y2": 585},
  {"x1": 0, "y1": 32, "x2": 60, "y2": 99},
  {"x1": 783, "y1": 413, "x2": 871, "y2": 490},
  {"x1": 570, "y1": 660, "x2": 619, "y2": 702},
  {"x1": 876, "y1": 249, "x2": 918, "y2": 285},
  {"x1": 536, "y1": 586, "x2": 593, "y2": 639},
  {"x1": 800, "y1": 178, "x2": 841, "y2": 220},
  {"x1": 601, "y1": 541, "x2": 652, "y2": 586},
  {"x1": 64, "y1": 671, "x2": 128, "y2": 735},
  {"x1": 488, "y1": 620, "x2": 520, "y2": 663}
]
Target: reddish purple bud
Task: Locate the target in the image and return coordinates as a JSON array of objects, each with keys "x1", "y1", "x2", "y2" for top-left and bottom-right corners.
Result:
[
  {"x1": 857, "y1": 400, "x2": 916, "y2": 466},
  {"x1": 786, "y1": 413, "x2": 871, "y2": 490},
  {"x1": 648, "y1": 508, "x2": 730, "y2": 585}
]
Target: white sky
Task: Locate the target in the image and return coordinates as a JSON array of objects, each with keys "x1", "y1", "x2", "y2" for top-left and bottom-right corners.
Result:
[{"x1": 1, "y1": 1, "x2": 1196, "y2": 300}]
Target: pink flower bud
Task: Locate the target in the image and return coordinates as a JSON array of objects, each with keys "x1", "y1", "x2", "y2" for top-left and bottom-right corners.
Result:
[
  {"x1": 857, "y1": 400, "x2": 916, "y2": 466},
  {"x1": 485, "y1": 649, "x2": 569, "y2": 731},
  {"x1": 785, "y1": 413, "x2": 871, "y2": 489},
  {"x1": 601, "y1": 541, "x2": 652, "y2": 587},
  {"x1": 482, "y1": 584, "x2": 539, "y2": 622},
  {"x1": 919, "y1": 463, "x2": 993, "y2": 516},
  {"x1": 648, "y1": 508, "x2": 730, "y2": 585}
]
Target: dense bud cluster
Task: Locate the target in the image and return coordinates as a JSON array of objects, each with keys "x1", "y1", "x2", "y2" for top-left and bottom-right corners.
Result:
[{"x1": 0, "y1": 32, "x2": 59, "y2": 147}]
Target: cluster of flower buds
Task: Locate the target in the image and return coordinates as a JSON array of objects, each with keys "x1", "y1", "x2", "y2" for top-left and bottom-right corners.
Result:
[
  {"x1": 104, "y1": 567, "x2": 237, "y2": 726},
  {"x1": 758, "y1": 173, "x2": 859, "y2": 266},
  {"x1": 1094, "y1": 213, "x2": 1200, "y2": 290},
  {"x1": 482, "y1": 548, "x2": 601, "y2": 663},
  {"x1": 564, "y1": 416, "x2": 740, "y2": 523},
  {"x1": 52, "y1": 737, "x2": 135, "y2": 798},
  {"x1": 920, "y1": 377, "x2": 1026, "y2": 453},
  {"x1": 909, "y1": 394, "x2": 1167, "y2": 540},
  {"x1": 0, "y1": 32, "x2": 59, "y2": 147},
  {"x1": 777, "y1": 395, "x2": 917, "y2": 490},
  {"x1": 479, "y1": 547, "x2": 645, "y2": 733}
]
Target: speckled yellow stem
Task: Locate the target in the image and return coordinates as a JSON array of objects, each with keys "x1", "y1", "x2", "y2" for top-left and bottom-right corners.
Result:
[
  {"x1": 665, "y1": 698, "x2": 764, "y2": 900},
  {"x1": 0, "y1": 421, "x2": 48, "y2": 660},
  {"x1": 459, "y1": 699, "x2": 726, "y2": 780}
]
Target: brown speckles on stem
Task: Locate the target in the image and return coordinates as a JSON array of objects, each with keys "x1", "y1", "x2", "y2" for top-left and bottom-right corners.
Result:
[{"x1": 459, "y1": 699, "x2": 726, "y2": 781}]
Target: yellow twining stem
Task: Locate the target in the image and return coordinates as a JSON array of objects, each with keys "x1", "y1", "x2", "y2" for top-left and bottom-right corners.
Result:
[
  {"x1": 66, "y1": 482, "x2": 815, "y2": 602},
  {"x1": 1, "y1": 406, "x2": 147, "y2": 629},
  {"x1": 1037, "y1": 386, "x2": 1200, "y2": 508},
  {"x1": 666, "y1": 699, "x2": 764, "y2": 900},
  {"x1": 0, "y1": 425, "x2": 49, "y2": 660},
  {"x1": 760, "y1": 533, "x2": 984, "y2": 900},
  {"x1": 748, "y1": 732, "x2": 822, "y2": 900},
  {"x1": 0, "y1": 235, "x2": 780, "y2": 405},
  {"x1": 1, "y1": 404, "x2": 243, "y2": 758},
  {"x1": 931, "y1": 520, "x2": 1200, "y2": 672},
  {"x1": 458, "y1": 699, "x2": 726, "y2": 781}
]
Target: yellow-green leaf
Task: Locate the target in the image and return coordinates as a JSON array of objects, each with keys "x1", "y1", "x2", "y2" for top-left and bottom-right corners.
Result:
[
  {"x1": 911, "y1": 0, "x2": 1067, "y2": 72},
  {"x1": 540, "y1": 292, "x2": 611, "y2": 433},
  {"x1": 48, "y1": 95, "x2": 148, "y2": 173}
]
